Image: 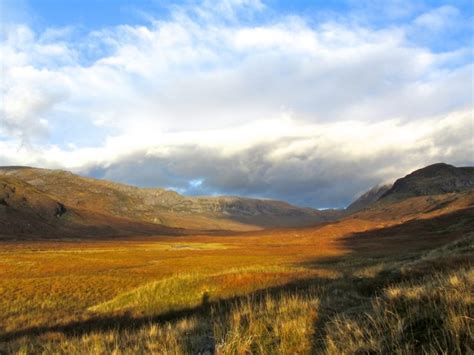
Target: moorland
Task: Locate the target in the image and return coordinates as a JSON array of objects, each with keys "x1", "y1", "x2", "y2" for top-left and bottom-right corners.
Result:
[{"x1": 0, "y1": 163, "x2": 473, "y2": 354}]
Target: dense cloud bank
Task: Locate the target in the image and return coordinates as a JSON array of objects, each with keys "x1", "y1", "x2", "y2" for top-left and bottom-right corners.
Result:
[{"x1": 1, "y1": 0, "x2": 472, "y2": 207}]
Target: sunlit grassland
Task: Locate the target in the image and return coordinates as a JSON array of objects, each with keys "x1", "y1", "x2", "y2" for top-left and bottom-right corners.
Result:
[
  {"x1": 323, "y1": 268, "x2": 473, "y2": 354},
  {"x1": 1, "y1": 216, "x2": 473, "y2": 354},
  {"x1": 90, "y1": 266, "x2": 325, "y2": 316},
  {"x1": 0, "y1": 229, "x2": 348, "y2": 336}
]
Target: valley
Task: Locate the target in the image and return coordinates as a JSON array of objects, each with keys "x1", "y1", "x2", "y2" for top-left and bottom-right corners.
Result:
[{"x1": 0, "y1": 163, "x2": 473, "y2": 353}]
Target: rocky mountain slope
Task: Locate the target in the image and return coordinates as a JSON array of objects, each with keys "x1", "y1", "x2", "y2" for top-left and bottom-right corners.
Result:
[
  {"x1": 379, "y1": 163, "x2": 474, "y2": 202},
  {"x1": 0, "y1": 175, "x2": 68, "y2": 236},
  {"x1": 2, "y1": 163, "x2": 472, "y2": 239},
  {"x1": 346, "y1": 183, "x2": 392, "y2": 213},
  {"x1": 345, "y1": 163, "x2": 474, "y2": 215},
  {"x1": 341, "y1": 163, "x2": 474, "y2": 226},
  {"x1": 0, "y1": 174, "x2": 182, "y2": 239},
  {"x1": 0, "y1": 167, "x2": 340, "y2": 232}
]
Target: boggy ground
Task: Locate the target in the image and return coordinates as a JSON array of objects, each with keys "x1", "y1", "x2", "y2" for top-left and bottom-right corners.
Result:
[{"x1": 0, "y1": 207, "x2": 473, "y2": 354}]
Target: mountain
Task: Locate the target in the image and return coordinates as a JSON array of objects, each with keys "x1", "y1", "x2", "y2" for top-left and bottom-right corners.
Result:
[
  {"x1": 0, "y1": 174, "x2": 67, "y2": 232},
  {"x1": 351, "y1": 189, "x2": 474, "y2": 223},
  {"x1": 2, "y1": 163, "x2": 472, "y2": 239},
  {"x1": 0, "y1": 167, "x2": 341, "y2": 232},
  {"x1": 0, "y1": 174, "x2": 183, "y2": 240},
  {"x1": 345, "y1": 183, "x2": 392, "y2": 213},
  {"x1": 345, "y1": 163, "x2": 474, "y2": 215},
  {"x1": 343, "y1": 163, "x2": 474, "y2": 223},
  {"x1": 379, "y1": 163, "x2": 474, "y2": 202}
]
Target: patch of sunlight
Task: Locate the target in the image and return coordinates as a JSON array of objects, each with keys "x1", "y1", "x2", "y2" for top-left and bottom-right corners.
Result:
[{"x1": 89, "y1": 265, "x2": 320, "y2": 316}]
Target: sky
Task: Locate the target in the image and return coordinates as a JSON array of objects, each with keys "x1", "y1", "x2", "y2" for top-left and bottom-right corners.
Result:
[{"x1": 0, "y1": 0, "x2": 473, "y2": 208}]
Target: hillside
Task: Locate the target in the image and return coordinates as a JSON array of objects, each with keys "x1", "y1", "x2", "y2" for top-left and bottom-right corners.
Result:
[
  {"x1": 0, "y1": 174, "x2": 184, "y2": 240},
  {"x1": 2, "y1": 163, "x2": 473, "y2": 239},
  {"x1": 343, "y1": 163, "x2": 474, "y2": 218},
  {"x1": 0, "y1": 167, "x2": 340, "y2": 232},
  {"x1": 345, "y1": 183, "x2": 392, "y2": 213},
  {"x1": 379, "y1": 163, "x2": 474, "y2": 202},
  {"x1": 0, "y1": 175, "x2": 69, "y2": 236}
]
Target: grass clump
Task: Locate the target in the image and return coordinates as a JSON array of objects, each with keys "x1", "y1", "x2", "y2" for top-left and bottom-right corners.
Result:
[
  {"x1": 213, "y1": 290, "x2": 319, "y2": 354},
  {"x1": 323, "y1": 267, "x2": 474, "y2": 354},
  {"x1": 5, "y1": 316, "x2": 209, "y2": 355}
]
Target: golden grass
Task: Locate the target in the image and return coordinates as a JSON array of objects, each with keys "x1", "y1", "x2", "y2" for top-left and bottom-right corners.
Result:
[
  {"x1": 213, "y1": 291, "x2": 319, "y2": 354},
  {"x1": 90, "y1": 266, "x2": 321, "y2": 317},
  {"x1": 7, "y1": 316, "x2": 206, "y2": 354},
  {"x1": 0, "y1": 230, "x2": 346, "y2": 336},
  {"x1": 3, "y1": 265, "x2": 472, "y2": 354},
  {"x1": 2, "y1": 290, "x2": 320, "y2": 354},
  {"x1": 323, "y1": 268, "x2": 474, "y2": 354},
  {"x1": 1, "y1": 215, "x2": 473, "y2": 354}
]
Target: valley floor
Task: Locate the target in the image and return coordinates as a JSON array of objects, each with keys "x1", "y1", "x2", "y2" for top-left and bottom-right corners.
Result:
[{"x1": 0, "y1": 208, "x2": 473, "y2": 354}]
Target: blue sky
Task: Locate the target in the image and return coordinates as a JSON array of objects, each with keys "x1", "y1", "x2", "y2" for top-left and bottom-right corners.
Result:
[
  {"x1": 5, "y1": 0, "x2": 473, "y2": 57},
  {"x1": 1, "y1": 0, "x2": 473, "y2": 208}
]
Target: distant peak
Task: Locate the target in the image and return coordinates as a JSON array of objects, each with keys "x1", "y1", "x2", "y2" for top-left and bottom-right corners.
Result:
[
  {"x1": 414, "y1": 162, "x2": 454, "y2": 171},
  {"x1": 379, "y1": 163, "x2": 474, "y2": 202}
]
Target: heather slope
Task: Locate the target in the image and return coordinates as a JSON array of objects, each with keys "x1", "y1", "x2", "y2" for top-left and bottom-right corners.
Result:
[
  {"x1": 0, "y1": 174, "x2": 183, "y2": 240},
  {"x1": 2, "y1": 163, "x2": 473, "y2": 239},
  {"x1": 0, "y1": 175, "x2": 70, "y2": 236},
  {"x1": 0, "y1": 166, "x2": 340, "y2": 231}
]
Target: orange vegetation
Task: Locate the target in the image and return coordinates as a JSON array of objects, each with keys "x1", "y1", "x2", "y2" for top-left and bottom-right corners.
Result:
[{"x1": 1, "y1": 199, "x2": 472, "y2": 339}]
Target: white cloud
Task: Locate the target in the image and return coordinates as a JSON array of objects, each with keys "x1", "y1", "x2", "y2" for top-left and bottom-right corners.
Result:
[
  {"x1": 0, "y1": 108, "x2": 472, "y2": 207},
  {"x1": 0, "y1": 0, "x2": 472, "y2": 207},
  {"x1": 414, "y1": 5, "x2": 460, "y2": 31}
]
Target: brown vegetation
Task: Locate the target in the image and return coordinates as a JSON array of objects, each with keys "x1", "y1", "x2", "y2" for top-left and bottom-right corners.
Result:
[
  {"x1": 0, "y1": 164, "x2": 473, "y2": 353},
  {"x1": 0, "y1": 167, "x2": 340, "y2": 231},
  {"x1": 1, "y1": 201, "x2": 473, "y2": 353}
]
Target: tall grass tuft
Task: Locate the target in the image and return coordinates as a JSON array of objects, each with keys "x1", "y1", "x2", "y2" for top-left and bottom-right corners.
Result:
[
  {"x1": 213, "y1": 290, "x2": 319, "y2": 354},
  {"x1": 323, "y1": 268, "x2": 474, "y2": 354}
]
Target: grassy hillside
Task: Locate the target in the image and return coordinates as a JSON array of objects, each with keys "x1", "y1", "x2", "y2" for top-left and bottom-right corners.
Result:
[
  {"x1": 0, "y1": 175, "x2": 185, "y2": 240},
  {"x1": 0, "y1": 167, "x2": 340, "y2": 232}
]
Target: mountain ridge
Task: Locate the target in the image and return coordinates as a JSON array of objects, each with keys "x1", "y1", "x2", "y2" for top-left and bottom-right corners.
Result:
[
  {"x1": 346, "y1": 183, "x2": 393, "y2": 213},
  {"x1": 345, "y1": 163, "x2": 474, "y2": 214},
  {"x1": 0, "y1": 166, "x2": 341, "y2": 232},
  {"x1": 379, "y1": 163, "x2": 474, "y2": 202},
  {"x1": 1, "y1": 162, "x2": 473, "y2": 239}
]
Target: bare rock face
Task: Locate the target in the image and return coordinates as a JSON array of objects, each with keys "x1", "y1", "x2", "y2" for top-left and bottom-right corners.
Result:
[{"x1": 379, "y1": 163, "x2": 474, "y2": 202}]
